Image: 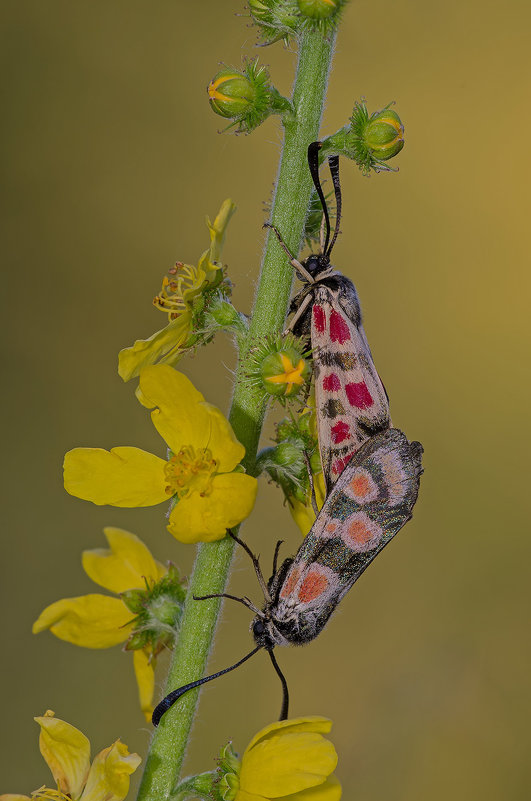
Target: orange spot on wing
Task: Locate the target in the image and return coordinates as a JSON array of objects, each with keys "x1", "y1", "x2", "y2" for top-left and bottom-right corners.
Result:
[
  {"x1": 350, "y1": 473, "x2": 371, "y2": 497},
  {"x1": 298, "y1": 571, "x2": 329, "y2": 603},
  {"x1": 280, "y1": 567, "x2": 300, "y2": 598},
  {"x1": 326, "y1": 522, "x2": 337, "y2": 533}
]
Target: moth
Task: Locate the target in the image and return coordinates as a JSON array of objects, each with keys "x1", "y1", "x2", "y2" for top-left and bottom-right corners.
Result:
[
  {"x1": 268, "y1": 142, "x2": 391, "y2": 492},
  {"x1": 153, "y1": 427, "x2": 423, "y2": 725}
]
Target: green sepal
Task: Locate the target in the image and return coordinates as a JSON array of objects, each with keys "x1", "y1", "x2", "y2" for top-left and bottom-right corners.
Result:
[{"x1": 171, "y1": 771, "x2": 217, "y2": 801}]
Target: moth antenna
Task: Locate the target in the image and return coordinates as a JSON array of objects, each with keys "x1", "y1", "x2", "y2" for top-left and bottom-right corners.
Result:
[
  {"x1": 307, "y1": 141, "x2": 331, "y2": 259},
  {"x1": 152, "y1": 645, "x2": 262, "y2": 727},
  {"x1": 303, "y1": 450, "x2": 319, "y2": 516},
  {"x1": 271, "y1": 540, "x2": 284, "y2": 576},
  {"x1": 193, "y1": 592, "x2": 263, "y2": 616},
  {"x1": 227, "y1": 529, "x2": 271, "y2": 603},
  {"x1": 268, "y1": 649, "x2": 290, "y2": 721},
  {"x1": 325, "y1": 155, "x2": 341, "y2": 259}
]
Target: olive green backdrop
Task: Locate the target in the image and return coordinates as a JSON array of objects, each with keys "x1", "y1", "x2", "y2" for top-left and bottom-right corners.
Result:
[{"x1": 2, "y1": 1, "x2": 530, "y2": 798}]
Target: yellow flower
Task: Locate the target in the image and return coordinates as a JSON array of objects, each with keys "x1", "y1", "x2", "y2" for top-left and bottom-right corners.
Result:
[
  {"x1": 289, "y1": 469, "x2": 326, "y2": 536},
  {"x1": 231, "y1": 717, "x2": 341, "y2": 801},
  {"x1": 0, "y1": 710, "x2": 140, "y2": 801},
  {"x1": 32, "y1": 527, "x2": 180, "y2": 721},
  {"x1": 63, "y1": 365, "x2": 257, "y2": 543},
  {"x1": 118, "y1": 199, "x2": 236, "y2": 381}
]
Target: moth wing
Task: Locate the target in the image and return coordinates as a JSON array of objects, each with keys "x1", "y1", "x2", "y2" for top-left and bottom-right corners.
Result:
[
  {"x1": 311, "y1": 286, "x2": 391, "y2": 490},
  {"x1": 274, "y1": 429, "x2": 422, "y2": 640}
]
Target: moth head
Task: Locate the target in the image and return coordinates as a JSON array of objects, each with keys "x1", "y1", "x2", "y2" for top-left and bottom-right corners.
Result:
[
  {"x1": 302, "y1": 253, "x2": 330, "y2": 279},
  {"x1": 251, "y1": 615, "x2": 276, "y2": 650}
]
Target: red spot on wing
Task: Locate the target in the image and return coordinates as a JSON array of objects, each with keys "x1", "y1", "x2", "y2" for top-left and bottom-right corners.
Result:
[
  {"x1": 329, "y1": 309, "x2": 351, "y2": 343},
  {"x1": 323, "y1": 373, "x2": 341, "y2": 392},
  {"x1": 331, "y1": 420, "x2": 351, "y2": 444},
  {"x1": 342, "y1": 514, "x2": 382, "y2": 552},
  {"x1": 331, "y1": 453, "x2": 354, "y2": 478},
  {"x1": 313, "y1": 304, "x2": 326, "y2": 333},
  {"x1": 298, "y1": 571, "x2": 328, "y2": 603},
  {"x1": 345, "y1": 381, "x2": 374, "y2": 409}
]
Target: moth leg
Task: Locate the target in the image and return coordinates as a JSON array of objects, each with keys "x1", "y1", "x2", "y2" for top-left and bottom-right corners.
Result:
[
  {"x1": 271, "y1": 539, "x2": 284, "y2": 576},
  {"x1": 283, "y1": 292, "x2": 312, "y2": 335},
  {"x1": 303, "y1": 450, "x2": 319, "y2": 517},
  {"x1": 193, "y1": 592, "x2": 263, "y2": 616},
  {"x1": 263, "y1": 223, "x2": 315, "y2": 283},
  {"x1": 227, "y1": 529, "x2": 272, "y2": 603}
]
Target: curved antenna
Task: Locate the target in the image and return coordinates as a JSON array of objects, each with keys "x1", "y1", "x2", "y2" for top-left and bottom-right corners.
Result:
[
  {"x1": 307, "y1": 141, "x2": 331, "y2": 259},
  {"x1": 152, "y1": 645, "x2": 262, "y2": 727},
  {"x1": 325, "y1": 155, "x2": 342, "y2": 260},
  {"x1": 268, "y1": 649, "x2": 290, "y2": 721}
]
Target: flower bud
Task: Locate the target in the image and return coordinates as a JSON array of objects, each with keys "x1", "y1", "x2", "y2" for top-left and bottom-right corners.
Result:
[
  {"x1": 207, "y1": 61, "x2": 291, "y2": 134},
  {"x1": 260, "y1": 347, "x2": 311, "y2": 397},
  {"x1": 208, "y1": 70, "x2": 257, "y2": 120},
  {"x1": 320, "y1": 99, "x2": 405, "y2": 175},
  {"x1": 249, "y1": 0, "x2": 300, "y2": 45},
  {"x1": 363, "y1": 107, "x2": 404, "y2": 161},
  {"x1": 297, "y1": 0, "x2": 341, "y2": 20}
]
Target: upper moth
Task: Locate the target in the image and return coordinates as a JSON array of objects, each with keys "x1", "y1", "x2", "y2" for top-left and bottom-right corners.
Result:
[{"x1": 268, "y1": 142, "x2": 390, "y2": 492}]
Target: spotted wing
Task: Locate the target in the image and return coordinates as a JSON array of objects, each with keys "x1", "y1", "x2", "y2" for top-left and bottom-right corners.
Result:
[
  {"x1": 312, "y1": 283, "x2": 390, "y2": 491},
  {"x1": 272, "y1": 429, "x2": 423, "y2": 644}
]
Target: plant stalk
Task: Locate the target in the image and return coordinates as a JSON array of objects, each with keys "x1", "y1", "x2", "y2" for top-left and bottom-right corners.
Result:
[{"x1": 136, "y1": 27, "x2": 337, "y2": 800}]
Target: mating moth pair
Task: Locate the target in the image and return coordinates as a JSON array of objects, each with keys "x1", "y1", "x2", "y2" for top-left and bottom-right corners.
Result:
[{"x1": 153, "y1": 143, "x2": 423, "y2": 727}]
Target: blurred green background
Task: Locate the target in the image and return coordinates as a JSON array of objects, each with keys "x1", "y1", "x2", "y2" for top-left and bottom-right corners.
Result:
[{"x1": 2, "y1": 1, "x2": 530, "y2": 797}]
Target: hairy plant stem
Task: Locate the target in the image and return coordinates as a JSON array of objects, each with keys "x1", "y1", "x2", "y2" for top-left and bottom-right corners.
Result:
[{"x1": 137, "y1": 27, "x2": 337, "y2": 800}]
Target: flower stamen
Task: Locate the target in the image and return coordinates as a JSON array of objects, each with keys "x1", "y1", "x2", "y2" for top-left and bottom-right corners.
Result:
[{"x1": 164, "y1": 445, "x2": 218, "y2": 499}]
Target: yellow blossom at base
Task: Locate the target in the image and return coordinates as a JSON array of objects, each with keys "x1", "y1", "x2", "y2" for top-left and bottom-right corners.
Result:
[
  {"x1": 33, "y1": 527, "x2": 167, "y2": 721},
  {"x1": 63, "y1": 365, "x2": 257, "y2": 543},
  {"x1": 118, "y1": 199, "x2": 236, "y2": 381},
  {"x1": 289, "y1": 469, "x2": 326, "y2": 536},
  {"x1": 235, "y1": 717, "x2": 341, "y2": 801},
  {"x1": 0, "y1": 711, "x2": 140, "y2": 801}
]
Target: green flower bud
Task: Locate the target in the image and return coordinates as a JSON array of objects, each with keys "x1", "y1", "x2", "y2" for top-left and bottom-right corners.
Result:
[
  {"x1": 363, "y1": 107, "x2": 404, "y2": 160},
  {"x1": 207, "y1": 61, "x2": 292, "y2": 134},
  {"x1": 208, "y1": 69, "x2": 257, "y2": 120},
  {"x1": 173, "y1": 772, "x2": 218, "y2": 801},
  {"x1": 122, "y1": 563, "x2": 186, "y2": 656},
  {"x1": 320, "y1": 99, "x2": 405, "y2": 175},
  {"x1": 249, "y1": 0, "x2": 300, "y2": 45},
  {"x1": 297, "y1": 0, "x2": 348, "y2": 32},
  {"x1": 246, "y1": 332, "x2": 311, "y2": 404},
  {"x1": 260, "y1": 347, "x2": 311, "y2": 397},
  {"x1": 297, "y1": 0, "x2": 339, "y2": 20}
]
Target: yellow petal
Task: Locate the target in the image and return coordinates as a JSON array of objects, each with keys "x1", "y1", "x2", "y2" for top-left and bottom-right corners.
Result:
[
  {"x1": 80, "y1": 740, "x2": 141, "y2": 801},
  {"x1": 275, "y1": 776, "x2": 342, "y2": 801},
  {"x1": 33, "y1": 595, "x2": 132, "y2": 648},
  {"x1": 133, "y1": 650, "x2": 155, "y2": 722},
  {"x1": 35, "y1": 711, "x2": 91, "y2": 797},
  {"x1": 82, "y1": 527, "x2": 165, "y2": 594},
  {"x1": 246, "y1": 717, "x2": 332, "y2": 752},
  {"x1": 199, "y1": 403, "x2": 245, "y2": 472},
  {"x1": 137, "y1": 365, "x2": 207, "y2": 453},
  {"x1": 235, "y1": 792, "x2": 267, "y2": 801},
  {"x1": 288, "y1": 473, "x2": 325, "y2": 537},
  {"x1": 167, "y1": 473, "x2": 257, "y2": 543},
  {"x1": 207, "y1": 198, "x2": 236, "y2": 264},
  {"x1": 118, "y1": 313, "x2": 192, "y2": 382},
  {"x1": 64, "y1": 447, "x2": 168, "y2": 507},
  {"x1": 0, "y1": 795, "x2": 31, "y2": 800},
  {"x1": 240, "y1": 732, "x2": 337, "y2": 798}
]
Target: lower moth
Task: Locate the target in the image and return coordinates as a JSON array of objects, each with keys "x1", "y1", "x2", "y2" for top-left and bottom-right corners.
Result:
[
  {"x1": 268, "y1": 142, "x2": 391, "y2": 493},
  {"x1": 153, "y1": 427, "x2": 423, "y2": 725}
]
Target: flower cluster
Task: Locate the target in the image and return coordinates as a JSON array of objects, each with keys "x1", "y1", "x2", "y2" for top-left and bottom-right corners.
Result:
[
  {"x1": 118, "y1": 200, "x2": 245, "y2": 382},
  {"x1": 64, "y1": 365, "x2": 257, "y2": 543},
  {"x1": 33, "y1": 528, "x2": 184, "y2": 720},
  {"x1": 0, "y1": 710, "x2": 140, "y2": 801}
]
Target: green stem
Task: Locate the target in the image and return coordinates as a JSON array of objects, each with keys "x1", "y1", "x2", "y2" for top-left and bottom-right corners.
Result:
[{"x1": 136, "y1": 27, "x2": 337, "y2": 800}]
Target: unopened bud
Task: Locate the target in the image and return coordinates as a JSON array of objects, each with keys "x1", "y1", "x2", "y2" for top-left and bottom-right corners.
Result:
[
  {"x1": 362, "y1": 107, "x2": 404, "y2": 161},
  {"x1": 208, "y1": 70, "x2": 256, "y2": 120}
]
